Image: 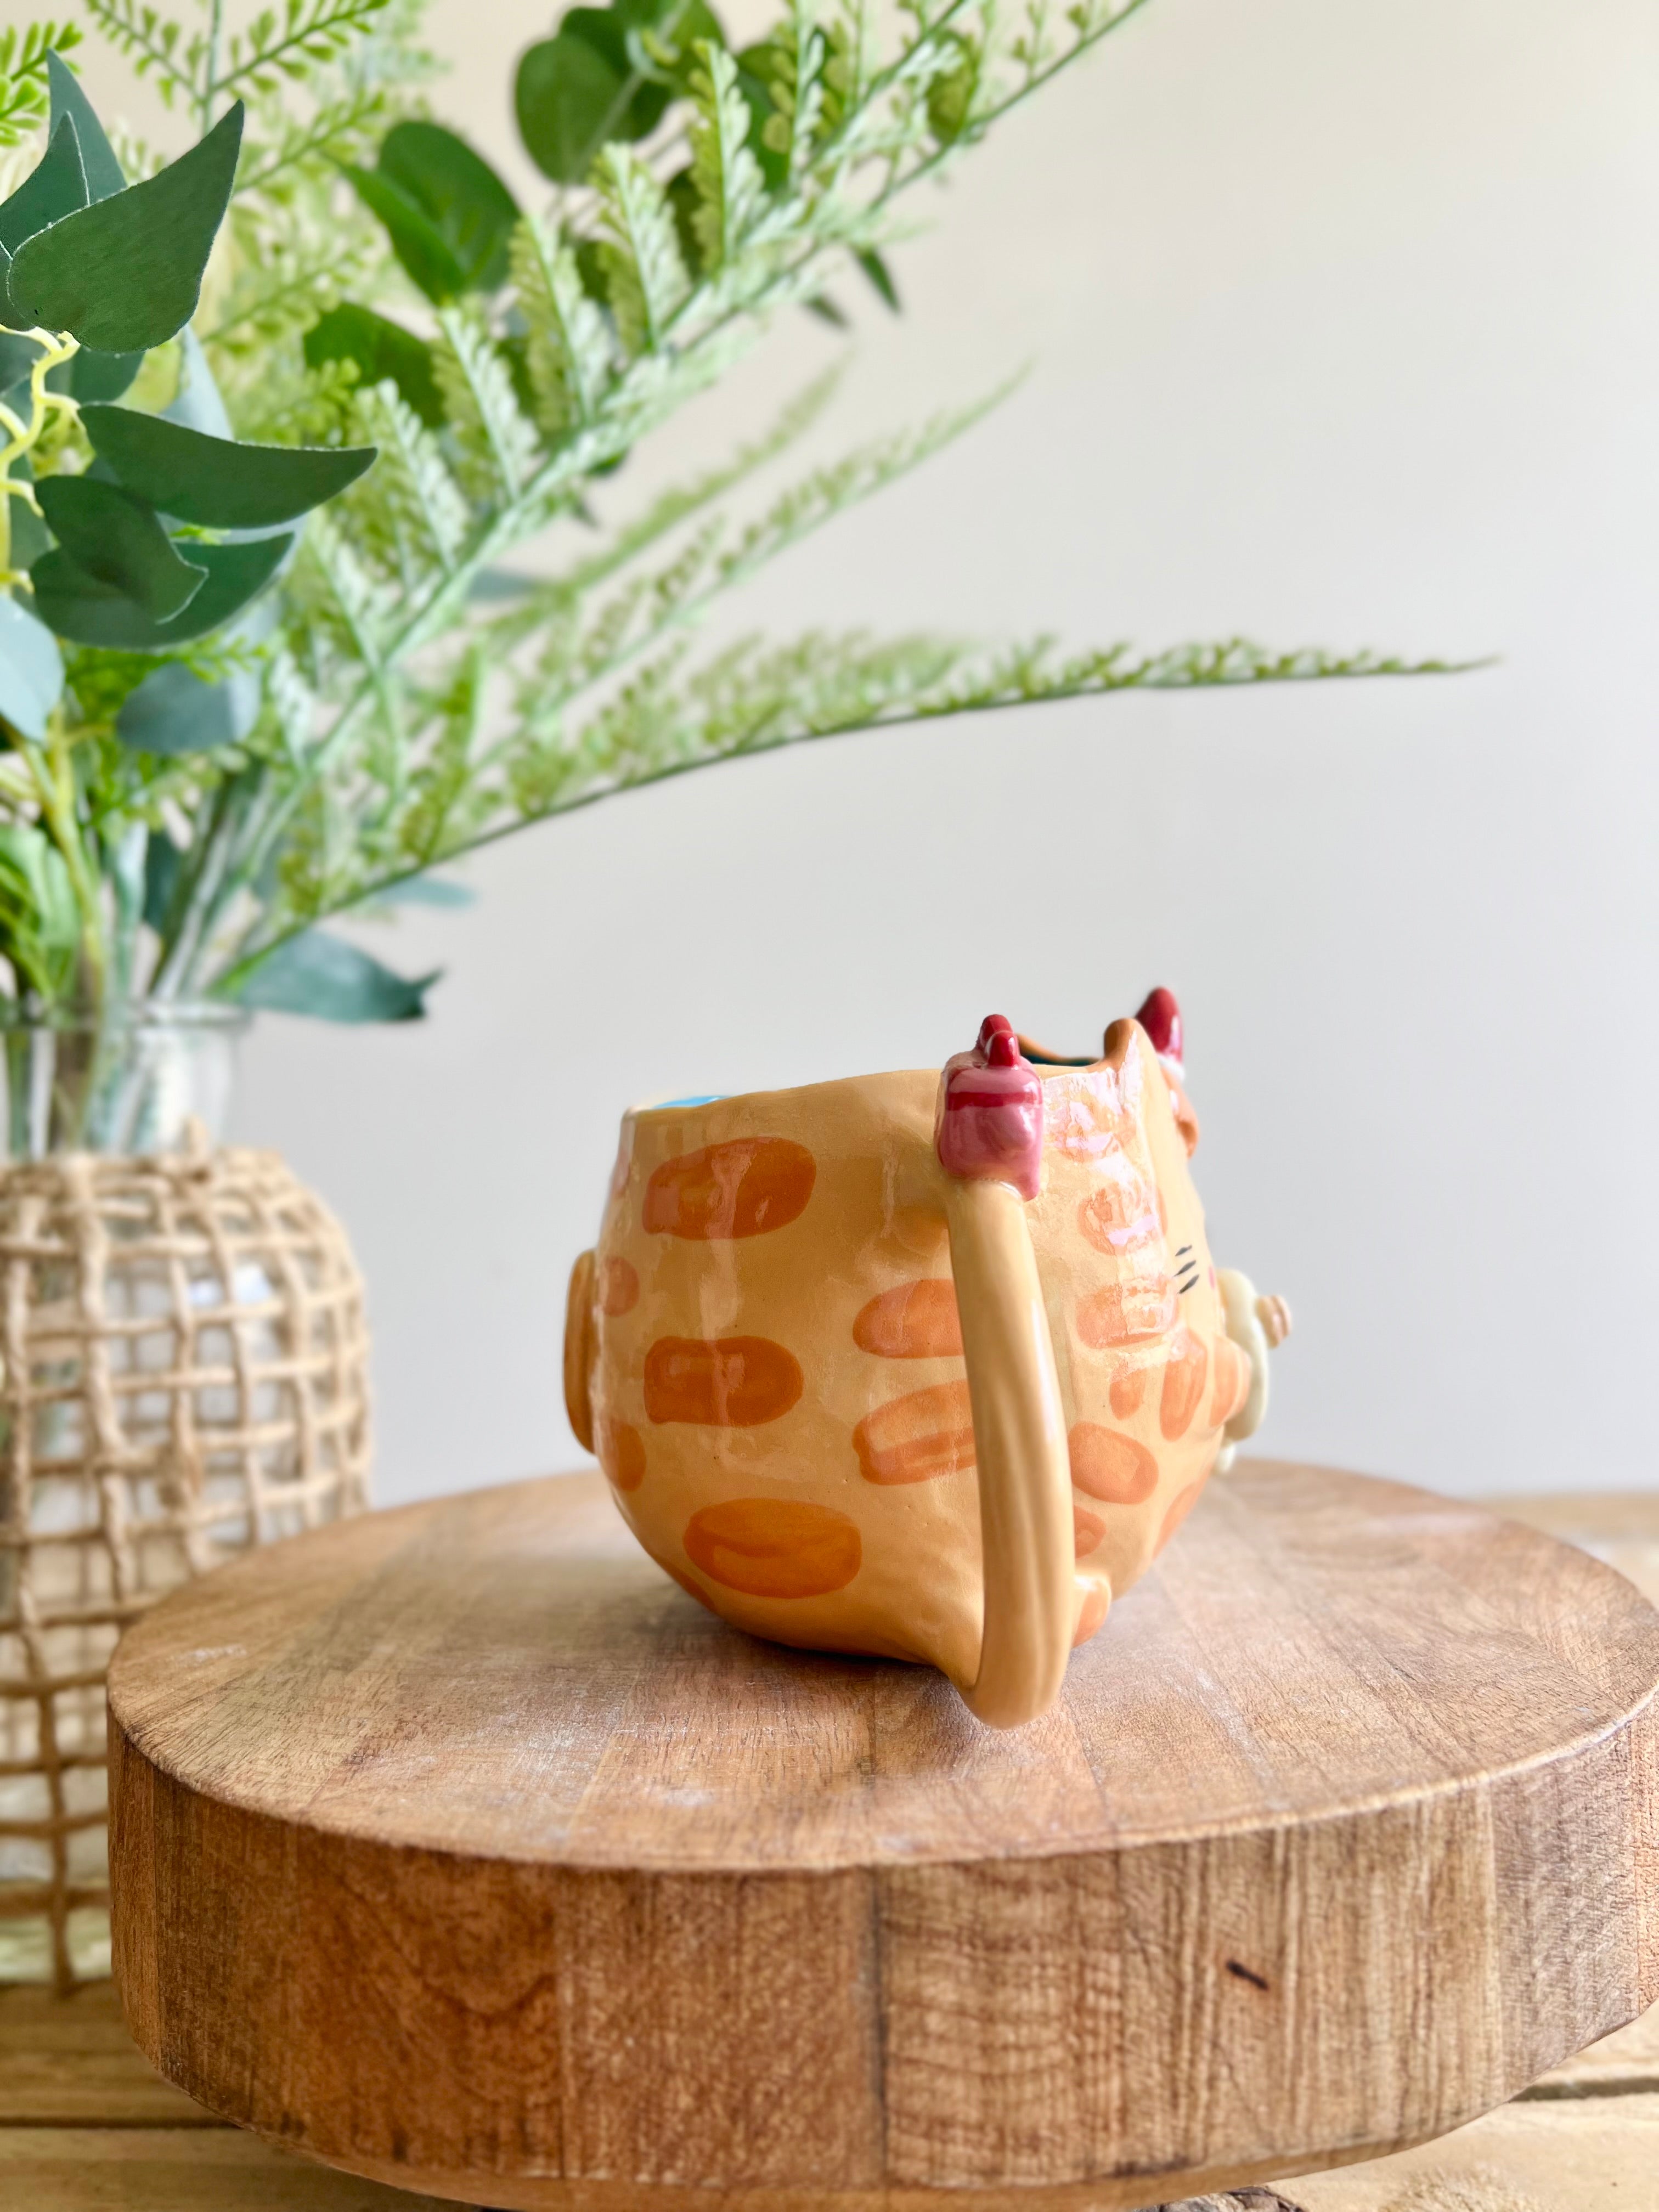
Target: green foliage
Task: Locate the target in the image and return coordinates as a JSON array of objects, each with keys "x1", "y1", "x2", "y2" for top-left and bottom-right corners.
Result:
[
  {"x1": 0, "y1": 595, "x2": 64, "y2": 740},
  {"x1": 515, "y1": 0, "x2": 719, "y2": 184},
  {"x1": 45, "y1": 48, "x2": 126, "y2": 197},
  {"x1": 0, "y1": 116, "x2": 91, "y2": 255},
  {"x1": 0, "y1": 0, "x2": 1459, "y2": 1047},
  {"x1": 5, "y1": 103, "x2": 244, "y2": 351},
  {"x1": 0, "y1": 819, "x2": 78, "y2": 996},
  {"x1": 36, "y1": 475, "x2": 209, "y2": 619},
  {"x1": 0, "y1": 24, "x2": 83, "y2": 153},
  {"x1": 33, "y1": 529, "x2": 294, "y2": 646},
  {"x1": 235, "y1": 922, "x2": 436, "y2": 1017},
  {"x1": 343, "y1": 120, "x2": 518, "y2": 303},
  {"x1": 80, "y1": 0, "x2": 393, "y2": 114},
  {"x1": 303, "y1": 300, "x2": 441, "y2": 423},
  {"x1": 81, "y1": 403, "x2": 374, "y2": 524}
]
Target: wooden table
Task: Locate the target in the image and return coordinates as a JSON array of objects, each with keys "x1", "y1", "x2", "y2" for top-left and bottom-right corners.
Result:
[{"x1": 5, "y1": 1485, "x2": 1658, "y2": 2212}]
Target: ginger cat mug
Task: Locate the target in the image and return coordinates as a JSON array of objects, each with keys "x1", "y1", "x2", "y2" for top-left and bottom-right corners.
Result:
[{"x1": 563, "y1": 991, "x2": 1290, "y2": 1728}]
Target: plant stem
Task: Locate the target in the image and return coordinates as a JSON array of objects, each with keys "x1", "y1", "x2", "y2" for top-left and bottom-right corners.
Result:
[
  {"x1": 200, "y1": 0, "x2": 225, "y2": 131},
  {"x1": 19, "y1": 729, "x2": 105, "y2": 1006}
]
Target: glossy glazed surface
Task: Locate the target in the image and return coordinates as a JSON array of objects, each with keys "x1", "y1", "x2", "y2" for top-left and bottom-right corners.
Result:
[{"x1": 567, "y1": 1008, "x2": 1274, "y2": 1709}]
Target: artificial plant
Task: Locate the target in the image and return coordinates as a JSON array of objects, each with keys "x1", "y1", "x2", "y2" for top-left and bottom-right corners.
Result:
[{"x1": 0, "y1": 0, "x2": 1444, "y2": 1084}]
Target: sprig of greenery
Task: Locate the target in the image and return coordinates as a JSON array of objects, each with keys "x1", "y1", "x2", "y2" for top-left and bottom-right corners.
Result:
[
  {"x1": 0, "y1": 21, "x2": 82, "y2": 148},
  {"x1": 0, "y1": 0, "x2": 1466, "y2": 1056}
]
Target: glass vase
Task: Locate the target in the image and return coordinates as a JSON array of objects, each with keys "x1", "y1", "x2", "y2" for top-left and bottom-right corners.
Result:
[{"x1": 0, "y1": 1000, "x2": 247, "y2": 1161}]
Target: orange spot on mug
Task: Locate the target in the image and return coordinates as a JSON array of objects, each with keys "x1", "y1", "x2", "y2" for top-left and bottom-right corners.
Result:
[
  {"x1": 1069, "y1": 1425, "x2": 1160, "y2": 1505},
  {"x1": 684, "y1": 1498, "x2": 863, "y2": 1600},
  {"x1": 597, "y1": 1418, "x2": 646, "y2": 1492},
  {"x1": 1076, "y1": 1274, "x2": 1178, "y2": 1350},
  {"x1": 853, "y1": 1381, "x2": 977, "y2": 1485},
  {"x1": 643, "y1": 1139, "x2": 816, "y2": 1240},
  {"x1": 643, "y1": 1338, "x2": 803, "y2": 1427},
  {"x1": 853, "y1": 1279, "x2": 964, "y2": 1359},
  {"x1": 1160, "y1": 1331, "x2": 1210, "y2": 1441}
]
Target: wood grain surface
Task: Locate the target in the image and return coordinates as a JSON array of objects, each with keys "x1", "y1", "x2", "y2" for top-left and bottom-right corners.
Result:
[
  {"x1": 106, "y1": 1463, "x2": 1659, "y2": 2212},
  {"x1": 8, "y1": 1980, "x2": 1658, "y2": 2212}
]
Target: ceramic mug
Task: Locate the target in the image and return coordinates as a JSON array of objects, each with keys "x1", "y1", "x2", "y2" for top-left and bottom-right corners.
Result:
[{"x1": 564, "y1": 990, "x2": 1289, "y2": 1728}]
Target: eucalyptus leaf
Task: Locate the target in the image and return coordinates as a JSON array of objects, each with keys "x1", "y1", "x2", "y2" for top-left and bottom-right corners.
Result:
[
  {"x1": 35, "y1": 477, "x2": 208, "y2": 620},
  {"x1": 31, "y1": 531, "x2": 292, "y2": 649},
  {"x1": 46, "y1": 52, "x2": 127, "y2": 202},
  {"x1": 6, "y1": 103, "x2": 244, "y2": 354},
  {"x1": 142, "y1": 827, "x2": 182, "y2": 932},
  {"x1": 0, "y1": 596, "x2": 65, "y2": 743},
  {"x1": 81, "y1": 407, "x2": 376, "y2": 529},
  {"x1": 518, "y1": 0, "x2": 725, "y2": 183},
  {"x1": 373, "y1": 873, "x2": 475, "y2": 908},
  {"x1": 234, "y1": 929, "x2": 439, "y2": 1022},
  {"x1": 64, "y1": 346, "x2": 144, "y2": 403},
  {"x1": 516, "y1": 31, "x2": 646, "y2": 185},
  {"x1": 611, "y1": 0, "x2": 725, "y2": 91},
  {"x1": 0, "y1": 330, "x2": 39, "y2": 396},
  {"x1": 116, "y1": 659, "x2": 262, "y2": 755},
  {"x1": 0, "y1": 117, "x2": 88, "y2": 258},
  {"x1": 346, "y1": 122, "x2": 518, "y2": 303},
  {"x1": 379, "y1": 123, "x2": 518, "y2": 291},
  {"x1": 7, "y1": 470, "x2": 50, "y2": 570},
  {"x1": 304, "y1": 303, "x2": 443, "y2": 427},
  {"x1": 343, "y1": 165, "x2": 469, "y2": 304}
]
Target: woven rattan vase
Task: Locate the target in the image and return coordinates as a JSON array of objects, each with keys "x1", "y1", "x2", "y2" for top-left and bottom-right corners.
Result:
[{"x1": 0, "y1": 1009, "x2": 371, "y2": 1989}]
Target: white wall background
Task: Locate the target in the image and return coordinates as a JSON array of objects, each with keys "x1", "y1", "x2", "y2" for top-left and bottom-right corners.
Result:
[{"x1": 103, "y1": 0, "x2": 1659, "y2": 1503}]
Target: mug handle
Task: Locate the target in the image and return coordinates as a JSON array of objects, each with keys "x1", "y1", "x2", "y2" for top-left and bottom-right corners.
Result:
[{"x1": 937, "y1": 1020, "x2": 1076, "y2": 1730}]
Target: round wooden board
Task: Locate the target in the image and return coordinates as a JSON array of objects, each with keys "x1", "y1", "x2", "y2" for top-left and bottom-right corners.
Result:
[{"x1": 109, "y1": 1462, "x2": 1659, "y2": 2212}]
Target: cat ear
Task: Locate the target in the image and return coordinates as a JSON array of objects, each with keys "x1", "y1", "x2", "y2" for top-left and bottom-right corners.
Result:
[
  {"x1": 1130, "y1": 988, "x2": 1199, "y2": 1156},
  {"x1": 1133, "y1": 986, "x2": 1184, "y2": 1076}
]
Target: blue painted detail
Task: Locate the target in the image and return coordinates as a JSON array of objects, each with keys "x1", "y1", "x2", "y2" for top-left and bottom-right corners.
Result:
[{"x1": 658, "y1": 1094, "x2": 724, "y2": 1109}]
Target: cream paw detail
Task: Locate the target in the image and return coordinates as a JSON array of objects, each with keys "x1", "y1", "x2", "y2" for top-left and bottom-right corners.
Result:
[{"x1": 1214, "y1": 1268, "x2": 1292, "y2": 1473}]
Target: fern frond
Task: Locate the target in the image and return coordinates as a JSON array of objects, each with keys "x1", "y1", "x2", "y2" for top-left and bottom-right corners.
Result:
[
  {"x1": 509, "y1": 216, "x2": 614, "y2": 437},
  {"x1": 235, "y1": 84, "x2": 389, "y2": 198},
  {"x1": 180, "y1": 0, "x2": 1464, "y2": 1013},
  {"x1": 820, "y1": 0, "x2": 876, "y2": 138},
  {"x1": 342, "y1": 381, "x2": 472, "y2": 587},
  {"x1": 508, "y1": 629, "x2": 1465, "y2": 832},
  {"x1": 489, "y1": 363, "x2": 845, "y2": 648},
  {"x1": 712, "y1": 380, "x2": 1016, "y2": 598},
  {"x1": 767, "y1": 2, "x2": 829, "y2": 184},
  {"x1": 431, "y1": 309, "x2": 541, "y2": 504},
  {"x1": 0, "y1": 21, "x2": 81, "y2": 149},
  {"x1": 595, "y1": 146, "x2": 690, "y2": 358},
  {"x1": 910, "y1": 636, "x2": 1476, "y2": 713},
  {"x1": 267, "y1": 647, "x2": 319, "y2": 767},
  {"x1": 289, "y1": 510, "x2": 398, "y2": 685},
  {"x1": 386, "y1": 644, "x2": 493, "y2": 865},
  {"x1": 687, "y1": 42, "x2": 767, "y2": 274},
  {"x1": 206, "y1": 199, "x2": 377, "y2": 354},
  {"x1": 216, "y1": 0, "x2": 393, "y2": 103},
  {"x1": 78, "y1": 0, "x2": 199, "y2": 108}
]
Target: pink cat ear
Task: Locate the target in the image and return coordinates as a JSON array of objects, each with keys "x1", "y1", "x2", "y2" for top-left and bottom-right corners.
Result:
[
  {"x1": 1134, "y1": 986, "x2": 1184, "y2": 1077},
  {"x1": 937, "y1": 1014, "x2": 1045, "y2": 1200}
]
